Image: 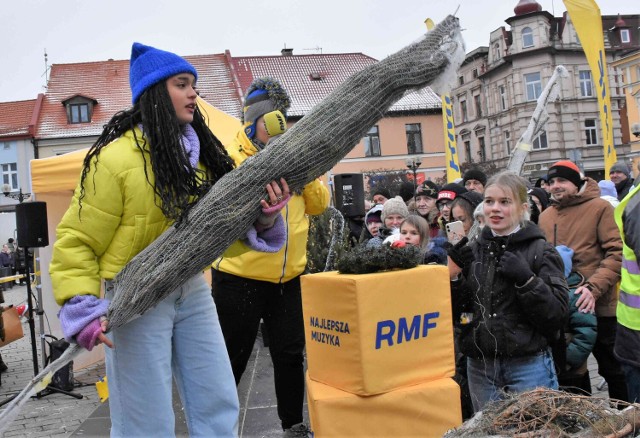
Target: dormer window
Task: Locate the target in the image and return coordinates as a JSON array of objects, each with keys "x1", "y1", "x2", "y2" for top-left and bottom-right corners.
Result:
[
  {"x1": 62, "y1": 95, "x2": 97, "y2": 124},
  {"x1": 70, "y1": 103, "x2": 89, "y2": 123},
  {"x1": 522, "y1": 27, "x2": 534, "y2": 48},
  {"x1": 620, "y1": 29, "x2": 630, "y2": 44}
]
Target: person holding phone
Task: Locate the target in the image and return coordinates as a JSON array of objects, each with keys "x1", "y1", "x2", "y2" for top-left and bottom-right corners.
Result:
[
  {"x1": 449, "y1": 191, "x2": 483, "y2": 242},
  {"x1": 436, "y1": 183, "x2": 467, "y2": 232},
  {"x1": 447, "y1": 171, "x2": 569, "y2": 413}
]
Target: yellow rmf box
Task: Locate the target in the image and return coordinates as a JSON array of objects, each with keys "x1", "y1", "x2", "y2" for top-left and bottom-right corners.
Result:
[
  {"x1": 301, "y1": 265, "x2": 454, "y2": 396},
  {"x1": 306, "y1": 372, "x2": 462, "y2": 437}
]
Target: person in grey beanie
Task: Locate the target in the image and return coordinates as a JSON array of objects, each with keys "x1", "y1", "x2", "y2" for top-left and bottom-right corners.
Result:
[{"x1": 609, "y1": 161, "x2": 634, "y2": 201}]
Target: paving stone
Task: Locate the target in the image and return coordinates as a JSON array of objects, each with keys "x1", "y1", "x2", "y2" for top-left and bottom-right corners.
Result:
[{"x1": 1, "y1": 283, "x2": 611, "y2": 437}]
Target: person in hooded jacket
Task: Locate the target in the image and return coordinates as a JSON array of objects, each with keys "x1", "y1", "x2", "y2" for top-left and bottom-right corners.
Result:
[
  {"x1": 359, "y1": 204, "x2": 384, "y2": 244},
  {"x1": 447, "y1": 171, "x2": 569, "y2": 413}
]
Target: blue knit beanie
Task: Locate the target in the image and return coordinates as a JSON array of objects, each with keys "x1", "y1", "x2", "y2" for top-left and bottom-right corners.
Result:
[{"x1": 129, "y1": 42, "x2": 198, "y2": 104}]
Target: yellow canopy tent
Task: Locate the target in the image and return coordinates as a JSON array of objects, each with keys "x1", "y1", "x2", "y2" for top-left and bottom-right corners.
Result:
[
  {"x1": 31, "y1": 99, "x2": 240, "y2": 369},
  {"x1": 32, "y1": 98, "x2": 240, "y2": 193}
]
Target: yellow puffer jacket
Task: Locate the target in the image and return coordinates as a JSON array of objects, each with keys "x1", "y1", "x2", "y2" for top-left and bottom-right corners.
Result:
[
  {"x1": 213, "y1": 130, "x2": 330, "y2": 283},
  {"x1": 51, "y1": 128, "x2": 174, "y2": 305}
]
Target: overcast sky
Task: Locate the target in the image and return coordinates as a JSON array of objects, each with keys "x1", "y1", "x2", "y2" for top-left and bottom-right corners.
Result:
[{"x1": 1, "y1": 0, "x2": 628, "y2": 103}]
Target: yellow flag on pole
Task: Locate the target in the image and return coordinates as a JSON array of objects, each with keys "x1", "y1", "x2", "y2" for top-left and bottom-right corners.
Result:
[
  {"x1": 425, "y1": 17, "x2": 461, "y2": 182},
  {"x1": 563, "y1": 0, "x2": 617, "y2": 174},
  {"x1": 442, "y1": 95, "x2": 462, "y2": 182}
]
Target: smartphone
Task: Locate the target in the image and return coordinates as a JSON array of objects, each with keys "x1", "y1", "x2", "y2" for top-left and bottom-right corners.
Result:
[{"x1": 446, "y1": 220, "x2": 465, "y2": 245}]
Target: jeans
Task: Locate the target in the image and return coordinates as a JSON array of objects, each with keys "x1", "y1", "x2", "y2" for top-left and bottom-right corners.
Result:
[
  {"x1": 467, "y1": 349, "x2": 558, "y2": 413},
  {"x1": 212, "y1": 270, "x2": 305, "y2": 429},
  {"x1": 621, "y1": 363, "x2": 640, "y2": 403},
  {"x1": 593, "y1": 316, "x2": 629, "y2": 402},
  {"x1": 105, "y1": 274, "x2": 239, "y2": 437}
]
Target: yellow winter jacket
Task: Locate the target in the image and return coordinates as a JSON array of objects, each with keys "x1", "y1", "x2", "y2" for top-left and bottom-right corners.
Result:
[
  {"x1": 51, "y1": 128, "x2": 177, "y2": 304},
  {"x1": 213, "y1": 129, "x2": 330, "y2": 283}
]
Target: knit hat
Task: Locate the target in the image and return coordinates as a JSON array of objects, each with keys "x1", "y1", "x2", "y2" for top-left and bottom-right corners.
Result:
[
  {"x1": 609, "y1": 161, "x2": 630, "y2": 178},
  {"x1": 547, "y1": 160, "x2": 582, "y2": 188},
  {"x1": 242, "y1": 77, "x2": 291, "y2": 139},
  {"x1": 437, "y1": 183, "x2": 467, "y2": 204},
  {"x1": 462, "y1": 168, "x2": 487, "y2": 187},
  {"x1": 458, "y1": 191, "x2": 483, "y2": 210},
  {"x1": 371, "y1": 187, "x2": 392, "y2": 201},
  {"x1": 129, "y1": 42, "x2": 198, "y2": 104},
  {"x1": 527, "y1": 187, "x2": 549, "y2": 211},
  {"x1": 416, "y1": 180, "x2": 439, "y2": 198},
  {"x1": 365, "y1": 204, "x2": 384, "y2": 224},
  {"x1": 598, "y1": 180, "x2": 617, "y2": 198},
  {"x1": 381, "y1": 196, "x2": 409, "y2": 222}
]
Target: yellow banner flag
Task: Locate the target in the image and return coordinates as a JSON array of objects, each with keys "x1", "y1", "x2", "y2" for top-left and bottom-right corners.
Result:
[
  {"x1": 442, "y1": 95, "x2": 462, "y2": 182},
  {"x1": 563, "y1": 0, "x2": 617, "y2": 174},
  {"x1": 425, "y1": 17, "x2": 461, "y2": 182}
]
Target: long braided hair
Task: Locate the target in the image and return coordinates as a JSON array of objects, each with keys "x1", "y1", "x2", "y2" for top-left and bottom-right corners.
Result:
[{"x1": 79, "y1": 81, "x2": 235, "y2": 223}]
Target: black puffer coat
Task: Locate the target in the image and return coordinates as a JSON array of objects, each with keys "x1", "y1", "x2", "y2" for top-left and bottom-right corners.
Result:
[{"x1": 451, "y1": 222, "x2": 569, "y2": 359}]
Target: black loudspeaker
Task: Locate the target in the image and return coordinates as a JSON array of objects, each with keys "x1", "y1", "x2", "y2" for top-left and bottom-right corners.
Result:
[
  {"x1": 334, "y1": 173, "x2": 365, "y2": 218},
  {"x1": 16, "y1": 202, "x2": 49, "y2": 248}
]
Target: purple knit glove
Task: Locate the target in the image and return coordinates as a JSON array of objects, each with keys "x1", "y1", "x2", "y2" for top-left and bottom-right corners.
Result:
[
  {"x1": 75, "y1": 319, "x2": 103, "y2": 351},
  {"x1": 58, "y1": 295, "x2": 110, "y2": 340},
  {"x1": 243, "y1": 214, "x2": 287, "y2": 253}
]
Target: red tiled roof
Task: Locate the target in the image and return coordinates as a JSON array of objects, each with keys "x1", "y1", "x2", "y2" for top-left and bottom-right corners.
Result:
[
  {"x1": 230, "y1": 53, "x2": 441, "y2": 117},
  {"x1": 32, "y1": 50, "x2": 441, "y2": 140},
  {"x1": 0, "y1": 99, "x2": 36, "y2": 138},
  {"x1": 36, "y1": 54, "x2": 242, "y2": 140}
]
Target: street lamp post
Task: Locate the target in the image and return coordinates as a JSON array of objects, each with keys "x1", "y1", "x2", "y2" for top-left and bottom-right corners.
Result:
[{"x1": 405, "y1": 156, "x2": 422, "y2": 202}]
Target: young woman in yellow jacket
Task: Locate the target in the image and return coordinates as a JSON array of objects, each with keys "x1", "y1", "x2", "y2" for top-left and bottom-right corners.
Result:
[{"x1": 50, "y1": 44, "x2": 289, "y2": 437}]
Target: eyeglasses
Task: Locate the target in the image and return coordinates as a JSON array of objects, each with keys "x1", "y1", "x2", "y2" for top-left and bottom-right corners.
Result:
[{"x1": 437, "y1": 201, "x2": 452, "y2": 210}]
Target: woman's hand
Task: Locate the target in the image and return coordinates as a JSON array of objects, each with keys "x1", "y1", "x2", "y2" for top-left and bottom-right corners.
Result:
[
  {"x1": 98, "y1": 318, "x2": 114, "y2": 348},
  {"x1": 260, "y1": 178, "x2": 290, "y2": 211}
]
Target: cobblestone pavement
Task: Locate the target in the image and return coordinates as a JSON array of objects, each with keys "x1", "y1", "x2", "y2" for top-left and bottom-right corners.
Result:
[{"x1": 1, "y1": 283, "x2": 612, "y2": 437}]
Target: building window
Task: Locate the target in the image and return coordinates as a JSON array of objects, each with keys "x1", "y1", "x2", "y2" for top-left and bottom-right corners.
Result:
[
  {"x1": 364, "y1": 125, "x2": 381, "y2": 157},
  {"x1": 2, "y1": 142, "x2": 9, "y2": 150},
  {"x1": 579, "y1": 70, "x2": 593, "y2": 97},
  {"x1": 522, "y1": 27, "x2": 534, "y2": 48},
  {"x1": 478, "y1": 137, "x2": 486, "y2": 162},
  {"x1": 533, "y1": 131, "x2": 548, "y2": 150},
  {"x1": 405, "y1": 123, "x2": 423, "y2": 154},
  {"x1": 505, "y1": 131, "x2": 511, "y2": 155},
  {"x1": 585, "y1": 119, "x2": 598, "y2": 145},
  {"x1": 460, "y1": 100, "x2": 468, "y2": 123},
  {"x1": 474, "y1": 94, "x2": 482, "y2": 118},
  {"x1": 2, "y1": 163, "x2": 18, "y2": 190},
  {"x1": 499, "y1": 85, "x2": 507, "y2": 110},
  {"x1": 70, "y1": 103, "x2": 90, "y2": 123},
  {"x1": 472, "y1": 68, "x2": 478, "y2": 78},
  {"x1": 464, "y1": 141, "x2": 472, "y2": 163},
  {"x1": 524, "y1": 72, "x2": 542, "y2": 101},
  {"x1": 458, "y1": 75, "x2": 464, "y2": 85},
  {"x1": 621, "y1": 29, "x2": 630, "y2": 43}
]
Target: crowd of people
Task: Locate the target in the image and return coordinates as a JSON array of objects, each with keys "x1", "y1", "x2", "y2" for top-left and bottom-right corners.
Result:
[{"x1": 353, "y1": 160, "x2": 639, "y2": 419}]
